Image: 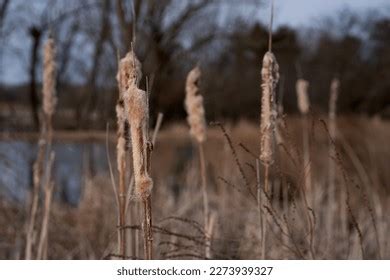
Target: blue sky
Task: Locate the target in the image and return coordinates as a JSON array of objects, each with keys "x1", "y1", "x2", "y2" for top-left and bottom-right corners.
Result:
[{"x1": 273, "y1": 0, "x2": 389, "y2": 27}]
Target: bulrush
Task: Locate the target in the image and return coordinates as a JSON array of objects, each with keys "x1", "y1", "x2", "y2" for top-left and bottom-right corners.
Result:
[
  {"x1": 185, "y1": 66, "x2": 211, "y2": 258},
  {"x1": 25, "y1": 37, "x2": 57, "y2": 260},
  {"x1": 121, "y1": 50, "x2": 153, "y2": 259},
  {"x1": 328, "y1": 77, "x2": 340, "y2": 242},
  {"x1": 260, "y1": 52, "x2": 279, "y2": 166},
  {"x1": 296, "y1": 79, "x2": 309, "y2": 115},
  {"x1": 185, "y1": 66, "x2": 207, "y2": 144},
  {"x1": 259, "y1": 50, "x2": 279, "y2": 260},
  {"x1": 42, "y1": 38, "x2": 57, "y2": 120},
  {"x1": 115, "y1": 52, "x2": 130, "y2": 258}
]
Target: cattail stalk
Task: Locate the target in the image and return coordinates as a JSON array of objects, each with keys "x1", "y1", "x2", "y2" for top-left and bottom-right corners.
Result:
[
  {"x1": 25, "y1": 37, "x2": 56, "y2": 260},
  {"x1": 116, "y1": 52, "x2": 132, "y2": 259},
  {"x1": 184, "y1": 66, "x2": 210, "y2": 258},
  {"x1": 260, "y1": 51, "x2": 279, "y2": 259},
  {"x1": 328, "y1": 78, "x2": 339, "y2": 242},
  {"x1": 121, "y1": 51, "x2": 154, "y2": 259},
  {"x1": 36, "y1": 152, "x2": 55, "y2": 260},
  {"x1": 296, "y1": 79, "x2": 312, "y2": 192},
  {"x1": 296, "y1": 78, "x2": 315, "y2": 257}
]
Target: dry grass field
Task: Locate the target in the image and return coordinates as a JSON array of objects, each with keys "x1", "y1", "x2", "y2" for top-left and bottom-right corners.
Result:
[{"x1": 1, "y1": 116, "x2": 389, "y2": 259}]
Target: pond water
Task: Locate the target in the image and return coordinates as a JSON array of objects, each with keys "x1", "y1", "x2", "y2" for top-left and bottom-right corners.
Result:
[{"x1": 0, "y1": 141, "x2": 108, "y2": 205}]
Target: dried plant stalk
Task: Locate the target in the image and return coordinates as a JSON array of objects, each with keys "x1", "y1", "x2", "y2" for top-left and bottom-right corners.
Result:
[
  {"x1": 25, "y1": 37, "x2": 57, "y2": 260},
  {"x1": 122, "y1": 50, "x2": 154, "y2": 259},
  {"x1": 36, "y1": 152, "x2": 55, "y2": 260},
  {"x1": 296, "y1": 79, "x2": 312, "y2": 192},
  {"x1": 25, "y1": 139, "x2": 45, "y2": 260},
  {"x1": 116, "y1": 52, "x2": 133, "y2": 258},
  {"x1": 259, "y1": 51, "x2": 279, "y2": 259},
  {"x1": 328, "y1": 78, "x2": 339, "y2": 241},
  {"x1": 185, "y1": 66, "x2": 210, "y2": 258}
]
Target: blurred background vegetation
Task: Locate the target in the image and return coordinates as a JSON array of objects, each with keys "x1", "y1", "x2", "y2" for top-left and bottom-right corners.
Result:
[{"x1": 0, "y1": 0, "x2": 389, "y2": 131}]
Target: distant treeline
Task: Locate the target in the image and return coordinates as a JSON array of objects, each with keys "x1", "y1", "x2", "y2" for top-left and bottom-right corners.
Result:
[{"x1": 0, "y1": 1, "x2": 389, "y2": 129}]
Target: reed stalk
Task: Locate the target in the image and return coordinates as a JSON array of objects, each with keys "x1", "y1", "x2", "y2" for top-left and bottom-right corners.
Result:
[
  {"x1": 328, "y1": 78, "x2": 339, "y2": 242},
  {"x1": 184, "y1": 66, "x2": 210, "y2": 258},
  {"x1": 121, "y1": 50, "x2": 154, "y2": 259},
  {"x1": 25, "y1": 37, "x2": 56, "y2": 260}
]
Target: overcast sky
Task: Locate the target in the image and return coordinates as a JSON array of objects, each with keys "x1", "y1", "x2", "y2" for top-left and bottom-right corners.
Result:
[{"x1": 273, "y1": 0, "x2": 389, "y2": 27}]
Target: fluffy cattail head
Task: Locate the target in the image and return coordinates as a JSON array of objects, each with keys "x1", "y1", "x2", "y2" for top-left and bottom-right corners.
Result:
[
  {"x1": 260, "y1": 52, "x2": 279, "y2": 165},
  {"x1": 185, "y1": 66, "x2": 207, "y2": 143},
  {"x1": 122, "y1": 51, "x2": 152, "y2": 200},
  {"x1": 329, "y1": 78, "x2": 340, "y2": 117},
  {"x1": 116, "y1": 51, "x2": 142, "y2": 95},
  {"x1": 42, "y1": 38, "x2": 57, "y2": 117},
  {"x1": 296, "y1": 79, "x2": 310, "y2": 114}
]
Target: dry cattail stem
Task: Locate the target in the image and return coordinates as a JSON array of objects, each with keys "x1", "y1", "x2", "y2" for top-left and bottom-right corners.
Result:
[
  {"x1": 328, "y1": 78, "x2": 340, "y2": 241},
  {"x1": 36, "y1": 152, "x2": 55, "y2": 260},
  {"x1": 259, "y1": 51, "x2": 279, "y2": 259},
  {"x1": 121, "y1": 50, "x2": 154, "y2": 259},
  {"x1": 185, "y1": 66, "x2": 210, "y2": 258},
  {"x1": 115, "y1": 52, "x2": 134, "y2": 258},
  {"x1": 25, "y1": 38, "x2": 57, "y2": 260},
  {"x1": 296, "y1": 78, "x2": 312, "y2": 192}
]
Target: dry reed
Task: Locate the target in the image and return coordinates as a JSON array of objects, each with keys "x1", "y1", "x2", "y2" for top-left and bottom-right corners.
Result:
[
  {"x1": 121, "y1": 50, "x2": 154, "y2": 259},
  {"x1": 25, "y1": 37, "x2": 57, "y2": 260},
  {"x1": 259, "y1": 0, "x2": 279, "y2": 258},
  {"x1": 328, "y1": 77, "x2": 339, "y2": 241},
  {"x1": 185, "y1": 66, "x2": 210, "y2": 258}
]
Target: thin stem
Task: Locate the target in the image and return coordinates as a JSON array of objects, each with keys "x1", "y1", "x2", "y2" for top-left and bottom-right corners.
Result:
[{"x1": 199, "y1": 143, "x2": 210, "y2": 258}]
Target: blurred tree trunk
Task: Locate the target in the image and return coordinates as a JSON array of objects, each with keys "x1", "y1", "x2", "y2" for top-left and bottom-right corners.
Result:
[
  {"x1": 28, "y1": 26, "x2": 42, "y2": 131},
  {"x1": 78, "y1": 0, "x2": 111, "y2": 128}
]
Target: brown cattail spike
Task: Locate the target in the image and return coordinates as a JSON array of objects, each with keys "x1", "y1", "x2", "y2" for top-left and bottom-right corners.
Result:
[
  {"x1": 296, "y1": 79, "x2": 310, "y2": 115},
  {"x1": 42, "y1": 38, "x2": 57, "y2": 118},
  {"x1": 116, "y1": 51, "x2": 142, "y2": 95},
  {"x1": 122, "y1": 51, "x2": 152, "y2": 200},
  {"x1": 260, "y1": 52, "x2": 279, "y2": 165},
  {"x1": 185, "y1": 66, "x2": 207, "y2": 143}
]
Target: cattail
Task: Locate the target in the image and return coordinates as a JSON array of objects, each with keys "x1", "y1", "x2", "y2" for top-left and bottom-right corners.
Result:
[
  {"x1": 185, "y1": 66, "x2": 207, "y2": 143},
  {"x1": 328, "y1": 77, "x2": 340, "y2": 242},
  {"x1": 117, "y1": 51, "x2": 142, "y2": 93},
  {"x1": 121, "y1": 50, "x2": 154, "y2": 259},
  {"x1": 185, "y1": 66, "x2": 209, "y2": 258},
  {"x1": 25, "y1": 37, "x2": 56, "y2": 260},
  {"x1": 296, "y1": 79, "x2": 309, "y2": 115},
  {"x1": 42, "y1": 38, "x2": 57, "y2": 119},
  {"x1": 260, "y1": 52, "x2": 279, "y2": 165},
  {"x1": 124, "y1": 85, "x2": 153, "y2": 199}
]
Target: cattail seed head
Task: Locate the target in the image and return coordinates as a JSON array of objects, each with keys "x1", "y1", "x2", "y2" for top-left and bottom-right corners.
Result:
[
  {"x1": 42, "y1": 38, "x2": 57, "y2": 118},
  {"x1": 116, "y1": 51, "x2": 142, "y2": 95},
  {"x1": 260, "y1": 52, "x2": 279, "y2": 165},
  {"x1": 296, "y1": 79, "x2": 310, "y2": 114},
  {"x1": 185, "y1": 66, "x2": 207, "y2": 143},
  {"x1": 122, "y1": 51, "x2": 152, "y2": 200}
]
